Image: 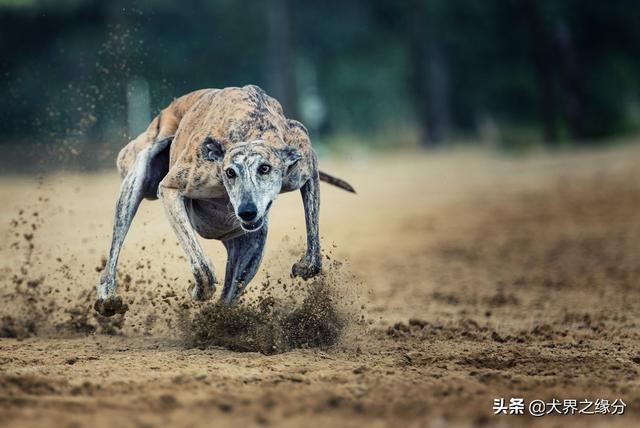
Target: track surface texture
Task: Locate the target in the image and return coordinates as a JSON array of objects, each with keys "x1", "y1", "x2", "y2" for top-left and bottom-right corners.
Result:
[{"x1": 1, "y1": 146, "x2": 640, "y2": 427}]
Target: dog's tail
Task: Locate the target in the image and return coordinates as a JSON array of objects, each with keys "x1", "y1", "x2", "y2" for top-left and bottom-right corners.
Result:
[{"x1": 319, "y1": 171, "x2": 356, "y2": 193}]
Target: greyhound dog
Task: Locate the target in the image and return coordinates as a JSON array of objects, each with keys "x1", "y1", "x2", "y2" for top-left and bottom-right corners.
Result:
[{"x1": 94, "y1": 85, "x2": 354, "y2": 316}]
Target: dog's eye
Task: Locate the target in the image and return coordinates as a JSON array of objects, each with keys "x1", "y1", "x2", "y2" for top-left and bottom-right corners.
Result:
[
  {"x1": 258, "y1": 164, "x2": 271, "y2": 175},
  {"x1": 225, "y1": 168, "x2": 236, "y2": 179}
]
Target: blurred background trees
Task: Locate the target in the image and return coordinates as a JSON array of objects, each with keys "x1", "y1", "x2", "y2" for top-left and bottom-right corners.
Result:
[{"x1": 1, "y1": 0, "x2": 640, "y2": 166}]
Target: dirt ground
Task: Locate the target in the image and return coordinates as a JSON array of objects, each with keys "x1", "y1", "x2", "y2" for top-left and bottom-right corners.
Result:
[{"x1": 1, "y1": 145, "x2": 639, "y2": 427}]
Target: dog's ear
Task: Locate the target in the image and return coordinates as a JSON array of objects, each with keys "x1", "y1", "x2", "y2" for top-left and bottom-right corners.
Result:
[
  {"x1": 279, "y1": 146, "x2": 302, "y2": 167},
  {"x1": 202, "y1": 137, "x2": 225, "y2": 161}
]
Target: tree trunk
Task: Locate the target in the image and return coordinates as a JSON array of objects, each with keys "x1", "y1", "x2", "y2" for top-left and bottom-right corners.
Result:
[
  {"x1": 407, "y1": 0, "x2": 448, "y2": 147},
  {"x1": 427, "y1": 41, "x2": 450, "y2": 143},
  {"x1": 555, "y1": 17, "x2": 585, "y2": 142},
  {"x1": 525, "y1": 0, "x2": 558, "y2": 146},
  {"x1": 266, "y1": 0, "x2": 299, "y2": 119}
]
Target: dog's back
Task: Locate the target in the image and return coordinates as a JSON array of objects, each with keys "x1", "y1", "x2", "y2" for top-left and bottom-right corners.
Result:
[
  {"x1": 116, "y1": 88, "x2": 213, "y2": 178},
  {"x1": 169, "y1": 85, "x2": 291, "y2": 163},
  {"x1": 115, "y1": 85, "x2": 348, "y2": 201},
  {"x1": 117, "y1": 85, "x2": 300, "y2": 180}
]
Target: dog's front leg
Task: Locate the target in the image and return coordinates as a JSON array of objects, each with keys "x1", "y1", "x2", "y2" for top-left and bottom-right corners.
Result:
[
  {"x1": 292, "y1": 153, "x2": 323, "y2": 279},
  {"x1": 222, "y1": 222, "x2": 268, "y2": 304},
  {"x1": 95, "y1": 143, "x2": 169, "y2": 317},
  {"x1": 158, "y1": 185, "x2": 217, "y2": 300}
]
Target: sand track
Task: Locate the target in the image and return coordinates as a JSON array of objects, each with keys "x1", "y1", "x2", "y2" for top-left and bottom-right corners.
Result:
[{"x1": 1, "y1": 146, "x2": 640, "y2": 427}]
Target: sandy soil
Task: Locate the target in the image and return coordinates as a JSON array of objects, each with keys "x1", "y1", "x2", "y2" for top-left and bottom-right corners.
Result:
[{"x1": 1, "y1": 145, "x2": 639, "y2": 427}]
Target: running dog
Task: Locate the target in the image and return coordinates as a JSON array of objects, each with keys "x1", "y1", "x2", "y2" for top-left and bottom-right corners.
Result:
[{"x1": 94, "y1": 85, "x2": 355, "y2": 316}]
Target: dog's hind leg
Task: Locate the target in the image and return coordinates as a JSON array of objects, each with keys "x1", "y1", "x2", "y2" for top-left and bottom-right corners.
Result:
[
  {"x1": 221, "y1": 223, "x2": 268, "y2": 304},
  {"x1": 94, "y1": 137, "x2": 172, "y2": 316},
  {"x1": 158, "y1": 185, "x2": 217, "y2": 301},
  {"x1": 292, "y1": 152, "x2": 323, "y2": 279}
]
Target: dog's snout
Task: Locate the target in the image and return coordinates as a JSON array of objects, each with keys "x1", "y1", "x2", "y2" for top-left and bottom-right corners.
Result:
[{"x1": 238, "y1": 203, "x2": 258, "y2": 222}]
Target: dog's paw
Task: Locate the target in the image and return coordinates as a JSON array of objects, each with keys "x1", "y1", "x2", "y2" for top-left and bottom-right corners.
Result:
[
  {"x1": 94, "y1": 295, "x2": 129, "y2": 317},
  {"x1": 291, "y1": 259, "x2": 322, "y2": 279}
]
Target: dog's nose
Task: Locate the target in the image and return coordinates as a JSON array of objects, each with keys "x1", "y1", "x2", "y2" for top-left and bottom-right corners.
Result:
[{"x1": 238, "y1": 203, "x2": 258, "y2": 222}]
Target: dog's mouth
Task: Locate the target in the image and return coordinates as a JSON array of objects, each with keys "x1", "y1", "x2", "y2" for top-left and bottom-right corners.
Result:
[
  {"x1": 239, "y1": 201, "x2": 272, "y2": 232},
  {"x1": 240, "y1": 217, "x2": 264, "y2": 232}
]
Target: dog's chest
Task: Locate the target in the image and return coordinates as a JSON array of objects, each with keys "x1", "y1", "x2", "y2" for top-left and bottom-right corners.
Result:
[{"x1": 185, "y1": 197, "x2": 243, "y2": 240}]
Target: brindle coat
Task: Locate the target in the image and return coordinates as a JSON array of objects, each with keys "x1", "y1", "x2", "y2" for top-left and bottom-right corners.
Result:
[{"x1": 95, "y1": 85, "x2": 354, "y2": 316}]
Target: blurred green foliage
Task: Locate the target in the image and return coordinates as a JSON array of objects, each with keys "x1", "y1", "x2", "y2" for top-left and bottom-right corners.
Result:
[{"x1": 1, "y1": 0, "x2": 639, "y2": 152}]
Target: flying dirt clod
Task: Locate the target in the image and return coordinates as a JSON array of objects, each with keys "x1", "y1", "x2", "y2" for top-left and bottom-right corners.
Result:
[{"x1": 95, "y1": 85, "x2": 355, "y2": 316}]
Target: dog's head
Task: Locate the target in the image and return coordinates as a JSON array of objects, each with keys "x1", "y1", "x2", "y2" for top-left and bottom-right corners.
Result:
[{"x1": 202, "y1": 137, "x2": 301, "y2": 232}]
